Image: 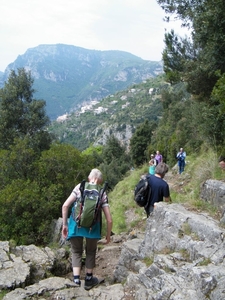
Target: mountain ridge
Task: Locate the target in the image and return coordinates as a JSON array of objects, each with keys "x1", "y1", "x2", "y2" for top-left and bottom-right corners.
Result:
[{"x1": 0, "y1": 44, "x2": 163, "y2": 119}]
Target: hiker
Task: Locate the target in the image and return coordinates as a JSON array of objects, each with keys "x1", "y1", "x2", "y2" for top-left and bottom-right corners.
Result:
[
  {"x1": 149, "y1": 154, "x2": 157, "y2": 175},
  {"x1": 61, "y1": 168, "x2": 113, "y2": 290},
  {"x1": 145, "y1": 162, "x2": 171, "y2": 217},
  {"x1": 219, "y1": 156, "x2": 225, "y2": 171},
  {"x1": 155, "y1": 150, "x2": 163, "y2": 164},
  {"x1": 176, "y1": 147, "x2": 186, "y2": 174}
]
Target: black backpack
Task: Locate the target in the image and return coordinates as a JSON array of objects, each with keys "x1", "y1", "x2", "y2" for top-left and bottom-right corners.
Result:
[{"x1": 134, "y1": 174, "x2": 151, "y2": 207}]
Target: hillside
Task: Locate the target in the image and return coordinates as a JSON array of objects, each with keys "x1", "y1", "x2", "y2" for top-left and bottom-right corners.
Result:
[
  {"x1": 49, "y1": 75, "x2": 169, "y2": 150},
  {"x1": 0, "y1": 44, "x2": 163, "y2": 119}
]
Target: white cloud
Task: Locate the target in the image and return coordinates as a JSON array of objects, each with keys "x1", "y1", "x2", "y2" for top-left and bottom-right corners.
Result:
[{"x1": 0, "y1": 0, "x2": 188, "y2": 71}]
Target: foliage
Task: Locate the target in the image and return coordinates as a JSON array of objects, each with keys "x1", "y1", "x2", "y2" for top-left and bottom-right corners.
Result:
[
  {"x1": 0, "y1": 133, "x2": 132, "y2": 244},
  {"x1": 0, "y1": 143, "x2": 88, "y2": 245},
  {"x1": 0, "y1": 290, "x2": 7, "y2": 300},
  {"x1": 209, "y1": 74, "x2": 225, "y2": 150},
  {"x1": 0, "y1": 180, "x2": 50, "y2": 245},
  {"x1": 0, "y1": 138, "x2": 38, "y2": 189},
  {"x1": 157, "y1": 0, "x2": 225, "y2": 101},
  {"x1": 146, "y1": 70, "x2": 223, "y2": 165},
  {"x1": 0, "y1": 68, "x2": 52, "y2": 151},
  {"x1": 36, "y1": 143, "x2": 86, "y2": 195},
  {"x1": 212, "y1": 73, "x2": 225, "y2": 115},
  {"x1": 98, "y1": 136, "x2": 131, "y2": 189},
  {"x1": 162, "y1": 30, "x2": 192, "y2": 84},
  {"x1": 157, "y1": 0, "x2": 225, "y2": 153},
  {"x1": 130, "y1": 120, "x2": 156, "y2": 166},
  {"x1": 81, "y1": 145, "x2": 104, "y2": 173}
]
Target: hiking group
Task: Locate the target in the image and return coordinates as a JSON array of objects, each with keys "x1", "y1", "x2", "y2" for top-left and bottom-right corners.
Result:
[{"x1": 61, "y1": 150, "x2": 177, "y2": 290}]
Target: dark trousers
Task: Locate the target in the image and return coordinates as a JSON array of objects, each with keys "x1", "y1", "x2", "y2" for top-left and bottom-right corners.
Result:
[
  {"x1": 70, "y1": 236, "x2": 98, "y2": 269},
  {"x1": 145, "y1": 205, "x2": 154, "y2": 218},
  {"x1": 178, "y1": 161, "x2": 185, "y2": 174}
]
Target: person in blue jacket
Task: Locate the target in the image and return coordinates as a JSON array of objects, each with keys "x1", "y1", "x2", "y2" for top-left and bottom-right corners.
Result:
[
  {"x1": 62, "y1": 169, "x2": 112, "y2": 290},
  {"x1": 176, "y1": 148, "x2": 186, "y2": 174},
  {"x1": 149, "y1": 154, "x2": 157, "y2": 175}
]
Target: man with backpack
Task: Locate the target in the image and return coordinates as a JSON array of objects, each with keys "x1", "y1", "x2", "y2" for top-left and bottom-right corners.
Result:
[
  {"x1": 144, "y1": 163, "x2": 171, "y2": 217},
  {"x1": 62, "y1": 168, "x2": 113, "y2": 290}
]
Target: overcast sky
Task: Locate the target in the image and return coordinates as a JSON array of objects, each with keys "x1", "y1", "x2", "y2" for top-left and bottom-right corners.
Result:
[{"x1": 0, "y1": 0, "x2": 186, "y2": 72}]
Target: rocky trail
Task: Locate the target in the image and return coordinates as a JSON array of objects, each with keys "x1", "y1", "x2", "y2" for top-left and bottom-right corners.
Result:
[{"x1": 62, "y1": 169, "x2": 191, "y2": 289}]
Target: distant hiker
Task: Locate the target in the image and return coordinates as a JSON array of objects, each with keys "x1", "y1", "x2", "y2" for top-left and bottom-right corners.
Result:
[
  {"x1": 155, "y1": 150, "x2": 163, "y2": 164},
  {"x1": 62, "y1": 168, "x2": 113, "y2": 290},
  {"x1": 149, "y1": 154, "x2": 157, "y2": 175},
  {"x1": 219, "y1": 156, "x2": 225, "y2": 171},
  {"x1": 176, "y1": 148, "x2": 186, "y2": 174},
  {"x1": 145, "y1": 162, "x2": 171, "y2": 217}
]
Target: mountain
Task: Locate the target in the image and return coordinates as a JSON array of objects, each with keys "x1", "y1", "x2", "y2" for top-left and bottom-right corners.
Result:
[
  {"x1": 49, "y1": 75, "x2": 169, "y2": 151},
  {"x1": 0, "y1": 44, "x2": 163, "y2": 120}
]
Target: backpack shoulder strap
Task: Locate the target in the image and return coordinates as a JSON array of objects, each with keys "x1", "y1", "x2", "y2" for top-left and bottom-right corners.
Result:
[
  {"x1": 94, "y1": 181, "x2": 108, "y2": 232},
  {"x1": 79, "y1": 180, "x2": 86, "y2": 203},
  {"x1": 144, "y1": 175, "x2": 152, "y2": 208},
  {"x1": 99, "y1": 181, "x2": 108, "y2": 201},
  {"x1": 93, "y1": 181, "x2": 108, "y2": 223}
]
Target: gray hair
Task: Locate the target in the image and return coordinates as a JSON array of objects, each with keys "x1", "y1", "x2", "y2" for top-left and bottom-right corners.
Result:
[
  {"x1": 155, "y1": 163, "x2": 169, "y2": 178},
  {"x1": 88, "y1": 168, "x2": 103, "y2": 181}
]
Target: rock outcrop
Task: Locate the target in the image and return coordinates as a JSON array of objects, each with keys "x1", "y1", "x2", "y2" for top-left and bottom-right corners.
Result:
[
  {"x1": 115, "y1": 202, "x2": 225, "y2": 299},
  {"x1": 1, "y1": 201, "x2": 225, "y2": 299},
  {"x1": 200, "y1": 179, "x2": 225, "y2": 220}
]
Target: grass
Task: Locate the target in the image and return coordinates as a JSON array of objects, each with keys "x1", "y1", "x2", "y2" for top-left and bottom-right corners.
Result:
[
  {"x1": 181, "y1": 222, "x2": 192, "y2": 236},
  {"x1": 197, "y1": 258, "x2": 211, "y2": 266},
  {"x1": 0, "y1": 291, "x2": 7, "y2": 300},
  {"x1": 168, "y1": 148, "x2": 223, "y2": 218},
  {"x1": 104, "y1": 147, "x2": 224, "y2": 236},
  {"x1": 143, "y1": 256, "x2": 154, "y2": 267},
  {"x1": 107, "y1": 165, "x2": 148, "y2": 234},
  {"x1": 178, "y1": 222, "x2": 200, "y2": 240},
  {"x1": 179, "y1": 249, "x2": 190, "y2": 261}
]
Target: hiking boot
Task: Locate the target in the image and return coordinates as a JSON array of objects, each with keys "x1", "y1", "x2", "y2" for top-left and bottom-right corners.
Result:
[
  {"x1": 84, "y1": 276, "x2": 99, "y2": 290},
  {"x1": 73, "y1": 279, "x2": 81, "y2": 287}
]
